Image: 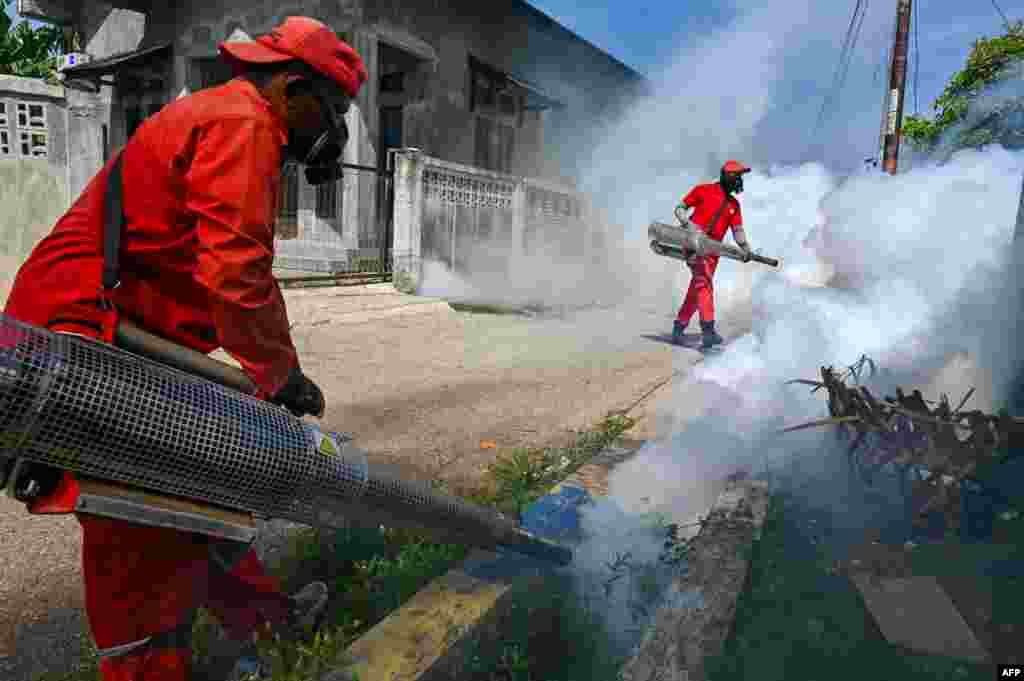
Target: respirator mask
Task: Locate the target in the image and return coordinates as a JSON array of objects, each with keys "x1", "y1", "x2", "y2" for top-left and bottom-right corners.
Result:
[
  {"x1": 719, "y1": 170, "x2": 744, "y2": 195},
  {"x1": 285, "y1": 78, "x2": 351, "y2": 185}
]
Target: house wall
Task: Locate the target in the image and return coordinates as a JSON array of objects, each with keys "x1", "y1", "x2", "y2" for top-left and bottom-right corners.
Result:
[
  {"x1": 35, "y1": 0, "x2": 645, "y2": 272},
  {"x1": 0, "y1": 76, "x2": 70, "y2": 303}
]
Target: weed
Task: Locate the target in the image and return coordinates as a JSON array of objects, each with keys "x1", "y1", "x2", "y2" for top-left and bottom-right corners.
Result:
[
  {"x1": 482, "y1": 413, "x2": 636, "y2": 517},
  {"x1": 247, "y1": 618, "x2": 364, "y2": 681},
  {"x1": 392, "y1": 269, "x2": 417, "y2": 294},
  {"x1": 30, "y1": 637, "x2": 100, "y2": 681}
]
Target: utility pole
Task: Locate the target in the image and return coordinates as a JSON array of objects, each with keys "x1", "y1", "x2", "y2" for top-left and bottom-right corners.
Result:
[{"x1": 881, "y1": 0, "x2": 913, "y2": 174}]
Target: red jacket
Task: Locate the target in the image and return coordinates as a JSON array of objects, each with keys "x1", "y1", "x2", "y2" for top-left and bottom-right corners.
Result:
[
  {"x1": 682, "y1": 182, "x2": 743, "y2": 242},
  {"x1": 4, "y1": 78, "x2": 296, "y2": 397}
]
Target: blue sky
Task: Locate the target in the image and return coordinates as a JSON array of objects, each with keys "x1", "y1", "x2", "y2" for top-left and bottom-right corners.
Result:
[{"x1": 528, "y1": 0, "x2": 1015, "y2": 120}]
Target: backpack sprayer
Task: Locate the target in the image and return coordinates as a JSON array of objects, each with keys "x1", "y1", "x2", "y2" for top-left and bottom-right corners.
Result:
[
  {"x1": 648, "y1": 219, "x2": 780, "y2": 268},
  {"x1": 0, "y1": 314, "x2": 572, "y2": 565}
]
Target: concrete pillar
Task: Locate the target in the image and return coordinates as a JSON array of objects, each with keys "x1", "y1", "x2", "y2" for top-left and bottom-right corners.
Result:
[
  {"x1": 63, "y1": 86, "x2": 104, "y2": 202},
  {"x1": 512, "y1": 180, "x2": 526, "y2": 256},
  {"x1": 391, "y1": 148, "x2": 424, "y2": 286},
  {"x1": 352, "y1": 29, "x2": 378, "y2": 251}
]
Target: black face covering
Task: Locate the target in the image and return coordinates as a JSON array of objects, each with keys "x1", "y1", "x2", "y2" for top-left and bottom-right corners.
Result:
[
  {"x1": 719, "y1": 171, "x2": 744, "y2": 195},
  {"x1": 284, "y1": 80, "x2": 351, "y2": 185}
]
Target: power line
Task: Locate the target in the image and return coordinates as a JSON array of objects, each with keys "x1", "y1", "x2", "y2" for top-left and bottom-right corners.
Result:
[
  {"x1": 836, "y1": 0, "x2": 869, "y2": 104},
  {"x1": 913, "y1": 0, "x2": 920, "y2": 114},
  {"x1": 814, "y1": 0, "x2": 869, "y2": 135},
  {"x1": 989, "y1": 0, "x2": 1012, "y2": 32}
]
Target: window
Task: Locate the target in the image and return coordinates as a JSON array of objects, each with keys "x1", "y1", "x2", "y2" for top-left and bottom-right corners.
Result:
[
  {"x1": 470, "y1": 65, "x2": 498, "y2": 114},
  {"x1": 468, "y1": 57, "x2": 522, "y2": 122},
  {"x1": 316, "y1": 180, "x2": 338, "y2": 220},
  {"x1": 474, "y1": 116, "x2": 515, "y2": 174},
  {"x1": 0, "y1": 102, "x2": 8, "y2": 156},
  {"x1": 15, "y1": 101, "x2": 47, "y2": 159},
  {"x1": 16, "y1": 102, "x2": 46, "y2": 130},
  {"x1": 469, "y1": 57, "x2": 521, "y2": 174},
  {"x1": 19, "y1": 130, "x2": 48, "y2": 158},
  {"x1": 380, "y1": 72, "x2": 405, "y2": 94}
]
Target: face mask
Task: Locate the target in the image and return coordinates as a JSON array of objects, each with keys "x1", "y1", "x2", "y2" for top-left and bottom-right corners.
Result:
[
  {"x1": 284, "y1": 80, "x2": 351, "y2": 185},
  {"x1": 720, "y1": 172, "x2": 744, "y2": 195}
]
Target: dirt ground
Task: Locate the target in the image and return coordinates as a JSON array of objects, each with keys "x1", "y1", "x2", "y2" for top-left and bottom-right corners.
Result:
[{"x1": 0, "y1": 284, "x2": 720, "y2": 677}]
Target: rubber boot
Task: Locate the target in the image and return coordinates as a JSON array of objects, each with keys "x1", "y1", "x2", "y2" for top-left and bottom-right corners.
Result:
[
  {"x1": 672, "y1": 319, "x2": 688, "y2": 345},
  {"x1": 700, "y1": 321, "x2": 723, "y2": 349}
]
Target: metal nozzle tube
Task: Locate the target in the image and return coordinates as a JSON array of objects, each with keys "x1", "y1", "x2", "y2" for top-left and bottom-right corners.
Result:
[{"x1": 0, "y1": 314, "x2": 573, "y2": 566}]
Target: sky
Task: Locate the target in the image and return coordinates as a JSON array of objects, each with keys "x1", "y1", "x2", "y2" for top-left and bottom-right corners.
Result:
[
  {"x1": 528, "y1": 0, "x2": 1019, "y2": 167},
  {"x1": 529, "y1": 0, "x2": 1014, "y2": 112}
]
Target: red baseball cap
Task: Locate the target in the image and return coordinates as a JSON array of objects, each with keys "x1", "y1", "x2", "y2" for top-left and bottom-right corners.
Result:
[
  {"x1": 722, "y1": 160, "x2": 752, "y2": 174},
  {"x1": 219, "y1": 17, "x2": 368, "y2": 98}
]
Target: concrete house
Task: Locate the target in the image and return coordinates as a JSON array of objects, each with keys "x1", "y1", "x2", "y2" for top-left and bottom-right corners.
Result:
[{"x1": 9, "y1": 0, "x2": 648, "y2": 274}]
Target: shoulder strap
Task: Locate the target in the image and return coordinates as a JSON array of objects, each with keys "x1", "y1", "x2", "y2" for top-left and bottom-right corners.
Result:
[
  {"x1": 102, "y1": 153, "x2": 126, "y2": 290},
  {"x1": 702, "y1": 190, "x2": 732, "y2": 235}
]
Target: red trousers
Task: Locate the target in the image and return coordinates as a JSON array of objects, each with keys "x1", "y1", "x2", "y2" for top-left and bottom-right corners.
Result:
[
  {"x1": 80, "y1": 514, "x2": 292, "y2": 681},
  {"x1": 676, "y1": 255, "x2": 720, "y2": 324}
]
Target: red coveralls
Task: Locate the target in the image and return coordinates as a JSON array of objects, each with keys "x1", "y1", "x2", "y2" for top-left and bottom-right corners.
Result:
[
  {"x1": 675, "y1": 182, "x2": 744, "y2": 325},
  {"x1": 4, "y1": 77, "x2": 300, "y2": 680}
]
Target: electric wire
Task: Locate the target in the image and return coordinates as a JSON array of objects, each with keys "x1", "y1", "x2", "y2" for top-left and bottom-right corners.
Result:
[
  {"x1": 836, "y1": 0, "x2": 869, "y2": 109},
  {"x1": 814, "y1": 0, "x2": 869, "y2": 136},
  {"x1": 814, "y1": 0, "x2": 860, "y2": 134}
]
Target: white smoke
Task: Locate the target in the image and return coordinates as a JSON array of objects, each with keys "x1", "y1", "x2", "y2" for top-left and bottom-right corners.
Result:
[
  {"x1": 559, "y1": 7, "x2": 1023, "y2": 662},
  {"x1": 416, "y1": 0, "x2": 1024, "y2": 662},
  {"x1": 563, "y1": 146, "x2": 1023, "y2": 663}
]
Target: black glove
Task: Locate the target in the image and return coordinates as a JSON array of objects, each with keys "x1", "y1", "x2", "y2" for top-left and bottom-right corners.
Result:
[
  {"x1": 271, "y1": 366, "x2": 326, "y2": 418},
  {"x1": 740, "y1": 246, "x2": 753, "y2": 262}
]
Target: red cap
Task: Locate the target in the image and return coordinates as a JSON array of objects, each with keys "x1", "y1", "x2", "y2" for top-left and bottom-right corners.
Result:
[
  {"x1": 219, "y1": 17, "x2": 368, "y2": 98},
  {"x1": 722, "y1": 160, "x2": 751, "y2": 174}
]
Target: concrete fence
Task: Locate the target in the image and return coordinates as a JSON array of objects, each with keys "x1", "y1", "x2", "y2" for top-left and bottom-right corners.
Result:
[
  {"x1": 0, "y1": 76, "x2": 72, "y2": 304},
  {"x1": 390, "y1": 148, "x2": 613, "y2": 288}
]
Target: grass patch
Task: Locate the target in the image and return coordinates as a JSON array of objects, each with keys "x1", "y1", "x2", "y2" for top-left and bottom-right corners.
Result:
[
  {"x1": 392, "y1": 269, "x2": 417, "y2": 295},
  {"x1": 448, "y1": 302, "x2": 534, "y2": 316},
  {"x1": 465, "y1": 413, "x2": 636, "y2": 519},
  {"x1": 462, "y1": 574, "x2": 627, "y2": 681},
  {"x1": 237, "y1": 525, "x2": 469, "y2": 680},
  {"x1": 706, "y1": 494, "x2": 1010, "y2": 681}
]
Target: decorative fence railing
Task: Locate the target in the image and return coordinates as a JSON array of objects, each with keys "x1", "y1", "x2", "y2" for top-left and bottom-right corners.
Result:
[{"x1": 390, "y1": 149, "x2": 611, "y2": 286}]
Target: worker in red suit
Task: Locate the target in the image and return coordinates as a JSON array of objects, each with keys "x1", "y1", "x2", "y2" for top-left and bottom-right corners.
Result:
[
  {"x1": 672, "y1": 160, "x2": 754, "y2": 349},
  {"x1": 3, "y1": 17, "x2": 367, "y2": 680}
]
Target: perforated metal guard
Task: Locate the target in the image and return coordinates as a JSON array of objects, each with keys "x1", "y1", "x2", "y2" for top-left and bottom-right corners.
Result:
[{"x1": 0, "y1": 315, "x2": 571, "y2": 565}]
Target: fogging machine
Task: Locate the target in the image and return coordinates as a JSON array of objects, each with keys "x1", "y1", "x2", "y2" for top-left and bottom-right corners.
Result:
[
  {"x1": 648, "y1": 220, "x2": 780, "y2": 268},
  {"x1": 0, "y1": 315, "x2": 572, "y2": 565}
]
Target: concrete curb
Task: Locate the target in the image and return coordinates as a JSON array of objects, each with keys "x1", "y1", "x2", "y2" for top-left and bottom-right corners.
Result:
[
  {"x1": 335, "y1": 440, "x2": 645, "y2": 681},
  {"x1": 619, "y1": 479, "x2": 770, "y2": 681}
]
